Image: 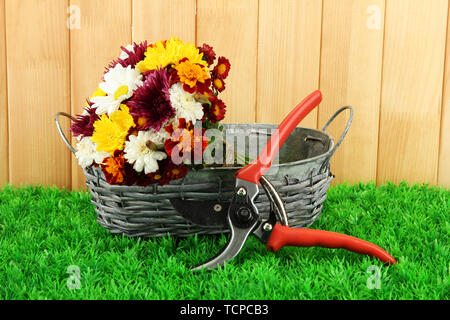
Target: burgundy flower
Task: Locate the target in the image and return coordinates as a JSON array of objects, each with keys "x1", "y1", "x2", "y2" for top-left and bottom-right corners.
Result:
[
  {"x1": 70, "y1": 106, "x2": 99, "y2": 139},
  {"x1": 126, "y1": 68, "x2": 175, "y2": 132},
  {"x1": 207, "y1": 96, "x2": 227, "y2": 123},
  {"x1": 198, "y1": 43, "x2": 216, "y2": 66},
  {"x1": 108, "y1": 41, "x2": 148, "y2": 70},
  {"x1": 145, "y1": 159, "x2": 171, "y2": 186},
  {"x1": 145, "y1": 158, "x2": 188, "y2": 186},
  {"x1": 211, "y1": 73, "x2": 226, "y2": 93},
  {"x1": 163, "y1": 160, "x2": 189, "y2": 181},
  {"x1": 213, "y1": 56, "x2": 231, "y2": 79}
]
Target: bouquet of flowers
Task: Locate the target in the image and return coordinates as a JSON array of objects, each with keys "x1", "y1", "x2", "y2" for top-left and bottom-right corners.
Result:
[{"x1": 70, "y1": 37, "x2": 231, "y2": 186}]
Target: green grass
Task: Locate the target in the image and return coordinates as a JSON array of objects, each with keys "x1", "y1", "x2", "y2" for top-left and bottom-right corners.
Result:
[{"x1": 0, "y1": 182, "x2": 448, "y2": 300}]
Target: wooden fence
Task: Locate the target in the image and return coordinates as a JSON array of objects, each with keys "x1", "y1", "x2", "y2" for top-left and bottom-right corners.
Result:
[{"x1": 0, "y1": 0, "x2": 449, "y2": 189}]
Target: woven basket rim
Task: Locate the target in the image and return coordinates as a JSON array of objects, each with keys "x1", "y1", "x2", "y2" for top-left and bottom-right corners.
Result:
[{"x1": 186, "y1": 124, "x2": 335, "y2": 172}]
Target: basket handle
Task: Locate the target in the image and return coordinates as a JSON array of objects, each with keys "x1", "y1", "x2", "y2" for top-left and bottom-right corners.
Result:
[
  {"x1": 319, "y1": 106, "x2": 354, "y2": 172},
  {"x1": 55, "y1": 112, "x2": 76, "y2": 155}
]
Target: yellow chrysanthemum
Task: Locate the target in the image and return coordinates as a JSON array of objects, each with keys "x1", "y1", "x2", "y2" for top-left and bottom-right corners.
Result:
[
  {"x1": 110, "y1": 105, "x2": 135, "y2": 131},
  {"x1": 174, "y1": 60, "x2": 210, "y2": 88},
  {"x1": 91, "y1": 105, "x2": 135, "y2": 154},
  {"x1": 136, "y1": 37, "x2": 207, "y2": 73}
]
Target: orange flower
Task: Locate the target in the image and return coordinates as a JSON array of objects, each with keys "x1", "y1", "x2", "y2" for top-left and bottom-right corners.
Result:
[
  {"x1": 174, "y1": 59, "x2": 210, "y2": 88},
  {"x1": 101, "y1": 154, "x2": 126, "y2": 184},
  {"x1": 164, "y1": 119, "x2": 209, "y2": 161}
]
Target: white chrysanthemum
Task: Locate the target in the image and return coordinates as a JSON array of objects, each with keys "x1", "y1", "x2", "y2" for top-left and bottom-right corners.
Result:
[
  {"x1": 75, "y1": 137, "x2": 110, "y2": 168},
  {"x1": 119, "y1": 44, "x2": 134, "y2": 60},
  {"x1": 168, "y1": 82, "x2": 204, "y2": 123},
  {"x1": 91, "y1": 64, "x2": 143, "y2": 116},
  {"x1": 146, "y1": 128, "x2": 170, "y2": 147},
  {"x1": 124, "y1": 131, "x2": 168, "y2": 174}
]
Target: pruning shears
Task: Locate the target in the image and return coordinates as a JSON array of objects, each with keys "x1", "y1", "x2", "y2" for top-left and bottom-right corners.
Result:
[{"x1": 171, "y1": 90, "x2": 396, "y2": 270}]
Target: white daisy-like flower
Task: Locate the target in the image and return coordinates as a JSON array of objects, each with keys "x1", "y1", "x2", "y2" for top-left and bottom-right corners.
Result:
[
  {"x1": 146, "y1": 128, "x2": 171, "y2": 147},
  {"x1": 119, "y1": 44, "x2": 134, "y2": 60},
  {"x1": 91, "y1": 64, "x2": 143, "y2": 116},
  {"x1": 124, "y1": 130, "x2": 168, "y2": 174},
  {"x1": 75, "y1": 137, "x2": 110, "y2": 168},
  {"x1": 168, "y1": 82, "x2": 204, "y2": 124}
]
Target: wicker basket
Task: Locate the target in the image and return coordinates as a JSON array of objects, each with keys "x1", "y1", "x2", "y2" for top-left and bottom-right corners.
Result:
[{"x1": 55, "y1": 106, "x2": 353, "y2": 238}]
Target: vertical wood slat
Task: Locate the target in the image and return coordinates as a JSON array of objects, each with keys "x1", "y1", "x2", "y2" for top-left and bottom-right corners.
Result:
[
  {"x1": 377, "y1": 0, "x2": 448, "y2": 185},
  {"x1": 132, "y1": 0, "x2": 196, "y2": 44},
  {"x1": 319, "y1": 0, "x2": 385, "y2": 184},
  {"x1": 257, "y1": 0, "x2": 322, "y2": 129},
  {"x1": 196, "y1": 0, "x2": 258, "y2": 123},
  {"x1": 6, "y1": 0, "x2": 71, "y2": 188},
  {"x1": 0, "y1": 0, "x2": 8, "y2": 186},
  {"x1": 0, "y1": 0, "x2": 449, "y2": 188},
  {"x1": 438, "y1": 4, "x2": 450, "y2": 187},
  {"x1": 70, "y1": 0, "x2": 132, "y2": 190}
]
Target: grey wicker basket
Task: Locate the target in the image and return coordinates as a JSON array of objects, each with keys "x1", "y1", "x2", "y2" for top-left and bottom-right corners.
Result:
[{"x1": 55, "y1": 106, "x2": 353, "y2": 238}]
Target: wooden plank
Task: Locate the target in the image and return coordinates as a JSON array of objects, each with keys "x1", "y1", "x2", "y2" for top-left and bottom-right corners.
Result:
[
  {"x1": 6, "y1": 0, "x2": 71, "y2": 188},
  {"x1": 132, "y1": 0, "x2": 196, "y2": 44},
  {"x1": 377, "y1": 0, "x2": 447, "y2": 185},
  {"x1": 197, "y1": 0, "x2": 258, "y2": 123},
  {"x1": 0, "y1": 0, "x2": 8, "y2": 186},
  {"x1": 70, "y1": 0, "x2": 132, "y2": 190},
  {"x1": 257, "y1": 0, "x2": 322, "y2": 128},
  {"x1": 319, "y1": 0, "x2": 385, "y2": 184},
  {"x1": 439, "y1": 4, "x2": 450, "y2": 187}
]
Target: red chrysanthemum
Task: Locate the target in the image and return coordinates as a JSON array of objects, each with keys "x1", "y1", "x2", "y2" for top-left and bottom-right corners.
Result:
[
  {"x1": 198, "y1": 43, "x2": 216, "y2": 66},
  {"x1": 163, "y1": 161, "x2": 189, "y2": 181},
  {"x1": 131, "y1": 171, "x2": 154, "y2": 186},
  {"x1": 108, "y1": 41, "x2": 148, "y2": 69},
  {"x1": 183, "y1": 78, "x2": 212, "y2": 95},
  {"x1": 213, "y1": 56, "x2": 231, "y2": 79},
  {"x1": 167, "y1": 67, "x2": 180, "y2": 86},
  {"x1": 126, "y1": 68, "x2": 175, "y2": 132},
  {"x1": 203, "y1": 89, "x2": 215, "y2": 101},
  {"x1": 122, "y1": 162, "x2": 139, "y2": 186},
  {"x1": 212, "y1": 75, "x2": 226, "y2": 93},
  {"x1": 145, "y1": 161, "x2": 171, "y2": 186},
  {"x1": 70, "y1": 106, "x2": 99, "y2": 139},
  {"x1": 207, "y1": 96, "x2": 227, "y2": 123}
]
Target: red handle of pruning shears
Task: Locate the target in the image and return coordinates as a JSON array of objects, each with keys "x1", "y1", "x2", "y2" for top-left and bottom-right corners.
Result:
[
  {"x1": 266, "y1": 224, "x2": 397, "y2": 265},
  {"x1": 236, "y1": 90, "x2": 322, "y2": 185}
]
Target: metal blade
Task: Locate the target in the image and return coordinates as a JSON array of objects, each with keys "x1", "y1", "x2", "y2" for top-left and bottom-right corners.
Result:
[
  {"x1": 191, "y1": 179, "x2": 261, "y2": 271},
  {"x1": 170, "y1": 199, "x2": 230, "y2": 227},
  {"x1": 259, "y1": 176, "x2": 288, "y2": 226},
  {"x1": 191, "y1": 215, "x2": 259, "y2": 271}
]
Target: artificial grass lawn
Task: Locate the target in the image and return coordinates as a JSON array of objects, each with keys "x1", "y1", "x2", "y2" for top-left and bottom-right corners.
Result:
[{"x1": 0, "y1": 182, "x2": 448, "y2": 300}]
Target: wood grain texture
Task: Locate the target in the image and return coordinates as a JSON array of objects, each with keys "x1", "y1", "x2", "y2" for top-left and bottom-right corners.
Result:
[
  {"x1": 70, "y1": 0, "x2": 132, "y2": 190},
  {"x1": 1, "y1": 0, "x2": 449, "y2": 188},
  {"x1": 132, "y1": 0, "x2": 195, "y2": 43},
  {"x1": 377, "y1": 0, "x2": 448, "y2": 185},
  {"x1": 319, "y1": 0, "x2": 385, "y2": 184},
  {"x1": 257, "y1": 0, "x2": 322, "y2": 128},
  {"x1": 197, "y1": 0, "x2": 258, "y2": 123},
  {"x1": 0, "y1": 0, "x2": 8, "y2": 186},
  {"x1": 6, "y1": 0, "x2": 71, "y2": 188},
  {"x1": 439, "y1": 4, "x2": 450, "y2": 187}
]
